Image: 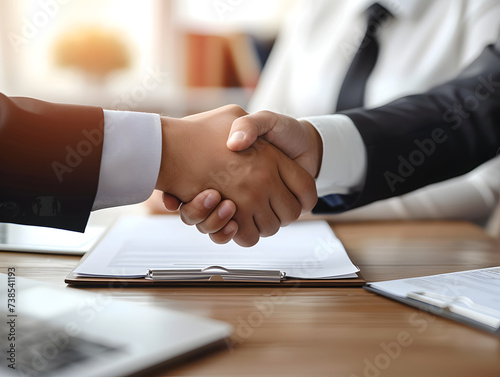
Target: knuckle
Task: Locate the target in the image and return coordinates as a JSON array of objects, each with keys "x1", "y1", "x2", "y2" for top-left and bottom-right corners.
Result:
[
  {"x1": 257, "y1": 110, "x2": 279, "y2": 126},
  {"x1": 257, "y1": 110, "x2": 274, "y2": 118},
  {"x1": 196, "y1": 213, "x2": 226, "y2": 234},
  {"x1": 209, "y1": 232, "x2": 232, "y2": 245},
  {"x1": 255, "y1": 168, "x2": 274, "y2": 186},
  {"x1": 260, "y1": 221, "x2": 280, "y2": 238},
  {"x1": 234, "y1": 231, "x2": 259, "y2": 248},
  {"x1": 279, "y1": 198, "x2": 302, "y2": 227},
  {"x1": 225, "y1": 104, "x2": 247, "y2": 117},
  {"x1": 195, "y1": 223, "x2": 209, "y2": 234},
  {"x1": 180, "y1": 209, "x2": 200, "y2": 225}
]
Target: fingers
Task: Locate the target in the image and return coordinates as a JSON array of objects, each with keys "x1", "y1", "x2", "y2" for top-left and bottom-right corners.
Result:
[
  {"x1": 253, "y1": 208, "x2": 281, "y2": 237},
  {"x1": 249, "y1": 156, "x2": 303, "y2": 231},
  {"x1": 178, "y1": 189, "x2": 222, "y2": 225},
  {"x1": 177, "y1": 190, "x2": 220, "y2": 225},
  {"x1": 246, "y1": 182, "x2": 282, "y2": 237},
  {"x1": 176, "y1": 189, "x2": 238, "y2": 244},
  {"x1": 195, "y1": 200, "x2": 236, "y2": 234},
  {"x1": 269, "y1": 188, "x2": 302, "y2": 227},
  {"x1": 163, "y1": 187, "x2": 239, "y2": 245},
  {"x1": 277, "y1": 154, "x2": 318, "y2": 214},
  {"x1": 209, "y1": 220, "x2": 238, "y2": 244},
  {"x1": 233, "y1": 224, "x2": 260, "y2": 247},
  {"x1": 162, "y1": 193, "x2": 181, "y2": 211},
  {"x1": 232, "y1": 210, "x2": 260, "y2": 247},
  {"x1": 230, "y1": 140, "x2": 316, "y2": 246}
]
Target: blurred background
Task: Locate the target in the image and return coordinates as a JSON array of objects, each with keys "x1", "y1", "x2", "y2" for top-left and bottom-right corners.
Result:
[{"x1": 0, "y1": 0, "x2": 296, "y2": 117}]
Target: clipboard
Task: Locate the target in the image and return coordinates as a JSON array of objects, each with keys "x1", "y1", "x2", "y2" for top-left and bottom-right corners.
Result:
[
  {"x1": 65, "y1": 261, "x2": 365, "y2": 287},
  {"x1": 65, "y1": 216, "x2": 366, "y2": 288},
  {"x1": 364, "y1": 284, "x2": 500, "y2": 336},
  {"x1": 65, "y1": 272, "x2": 365, "y2": 287}
]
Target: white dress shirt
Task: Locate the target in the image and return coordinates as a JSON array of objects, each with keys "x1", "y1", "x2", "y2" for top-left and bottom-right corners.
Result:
[
  {"x1": 250, "y1": 0, "x2": 500, "y2": 222},
  {"x1": 93, "y1": 0, "x2": 500, "y2": 224}
]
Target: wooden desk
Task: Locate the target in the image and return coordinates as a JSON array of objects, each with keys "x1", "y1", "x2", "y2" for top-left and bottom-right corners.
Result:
[{"x1": 2, "y1": 221, "x2": 500, "y2": 377}]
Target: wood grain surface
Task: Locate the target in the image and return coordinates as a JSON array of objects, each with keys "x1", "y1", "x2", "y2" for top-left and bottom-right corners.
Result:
[{"x1": 1, "y1": 220, "x2": 499, "y2": 377}]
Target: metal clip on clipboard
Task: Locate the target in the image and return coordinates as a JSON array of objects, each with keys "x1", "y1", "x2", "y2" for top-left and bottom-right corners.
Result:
[
  {"x1": 406, "y1": 291, "x2": 500, "y2": 329},
  {"x1": 146, "y1": 266, "x2": 286, "y2": 283}
]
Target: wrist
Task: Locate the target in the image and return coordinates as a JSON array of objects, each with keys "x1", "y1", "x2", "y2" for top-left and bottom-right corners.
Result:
[{"x1": 156, "y1": 116, "x2": 183, "y2": 192}]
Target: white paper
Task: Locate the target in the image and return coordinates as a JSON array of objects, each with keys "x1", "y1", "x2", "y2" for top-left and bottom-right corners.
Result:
[
  {"x1": 74, "y1": 216, "x2": 359, "y2": 279},
  {"x1": 369, "y1": 267, "x2": 500, "y2": 319}
]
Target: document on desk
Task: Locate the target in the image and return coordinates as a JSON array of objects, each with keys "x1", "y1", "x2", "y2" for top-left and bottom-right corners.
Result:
[
  {"x1": 73, "y1": 216, "x2": 359, "y2": 280},
  {"x1": 367, "y1": 267, "x2": 500, "y2": 332}
]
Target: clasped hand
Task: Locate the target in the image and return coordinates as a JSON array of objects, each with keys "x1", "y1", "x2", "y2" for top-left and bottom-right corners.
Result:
[{"x1": 155, "y1": 105, "x2": 321, "y2": 247}]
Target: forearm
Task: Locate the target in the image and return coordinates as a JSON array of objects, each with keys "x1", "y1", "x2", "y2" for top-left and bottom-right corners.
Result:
[
  {"x1": 0, "y1": 93, "x2": 166, "y2": 231},
  {"x1": 309, "y1": 44, "x2": 500, "y2": 213},
  {"x1": 0, "y1": 94, "x2": 104, "y2": 231},
  {"x1": 345, "y1": 44, "x2": 500, "y2": 209}
]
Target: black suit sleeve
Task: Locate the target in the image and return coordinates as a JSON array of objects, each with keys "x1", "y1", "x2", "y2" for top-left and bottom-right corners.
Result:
[
  {"x1": 314, "y1": 43, "x2": 500, "y2": 213},
  {"x1": 0, "y1": 94, "x2": 104, "y2": 231}
]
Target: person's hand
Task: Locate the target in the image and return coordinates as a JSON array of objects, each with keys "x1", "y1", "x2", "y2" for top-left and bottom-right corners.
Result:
[
  {"x1": 227, "y1": 111, "x2": 323, "y2": 178},
  {"x1": 163, "y1": 189, "x2": 239, "y2": 244},
  {"x1": 165, "y1": 110, "x2": 323, "y2": 244},
  {"x1": 155, "y1": 105, "x2": 317, "y2": 247}
]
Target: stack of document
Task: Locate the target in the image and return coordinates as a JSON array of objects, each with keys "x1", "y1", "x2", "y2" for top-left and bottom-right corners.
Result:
[
  {"x1": 367, "y1": 267, "x2": 500, "y2": 334},
  {"x1": 72, "y1": 216, "x2": 360, "y2": 282}
]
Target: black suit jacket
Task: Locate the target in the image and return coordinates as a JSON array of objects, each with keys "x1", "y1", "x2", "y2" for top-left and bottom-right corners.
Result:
[
  {"x1": 0, "y1": 94, "x2": 104, "y2": 231},
  {"x1": 314, "y1": 40, "x2": 500, "y2": 213}
]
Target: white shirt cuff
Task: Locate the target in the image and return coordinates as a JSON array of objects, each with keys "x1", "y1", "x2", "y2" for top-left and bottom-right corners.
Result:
[
  {"x1": 301, "y1": 114, "x2": 367, "y2": 197},
  {"x1": 92, "y1": 110, "x2": 162, "y2": 210}
]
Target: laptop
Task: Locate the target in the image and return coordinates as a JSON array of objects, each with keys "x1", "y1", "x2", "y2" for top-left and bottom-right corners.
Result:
[
  {"x1": 0, "y1": 223, "x2": 106, "y2": 255},
  {"x1": 0, "y1": 274, "x2": 232, "y2": 377}
]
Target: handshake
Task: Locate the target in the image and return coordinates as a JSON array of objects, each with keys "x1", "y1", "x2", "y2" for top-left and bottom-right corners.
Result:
[{"x1": 154, "y1": 105, "x2": 323, "y2": 247}]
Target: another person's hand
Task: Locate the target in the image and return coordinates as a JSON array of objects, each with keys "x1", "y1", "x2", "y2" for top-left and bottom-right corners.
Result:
[
  {"x1": 155, "y1": 105, "x2": 317, "y2": 247},
  {"x1": 165, "y1": 110, "x2": 323, "y2": 244},
  {"x1": 163, "y1": 189, "x2": 239, "y2": 244},
  {"x1": 227, "y1": 111, "x2": 322, "y2": 178}
]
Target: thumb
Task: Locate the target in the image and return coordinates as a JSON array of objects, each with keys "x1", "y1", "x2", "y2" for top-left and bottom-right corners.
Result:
[
  {"x1": 227, "y1": 111, "x2": 305, "y2": 160},
  {"x1": 226, "y1": 114, "x2": 266, "y2": 151}
]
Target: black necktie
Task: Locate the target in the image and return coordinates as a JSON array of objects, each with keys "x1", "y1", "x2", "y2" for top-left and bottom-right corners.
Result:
[{"x1": 336, "y1": 3, "x2": 392, "y2": 111}]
